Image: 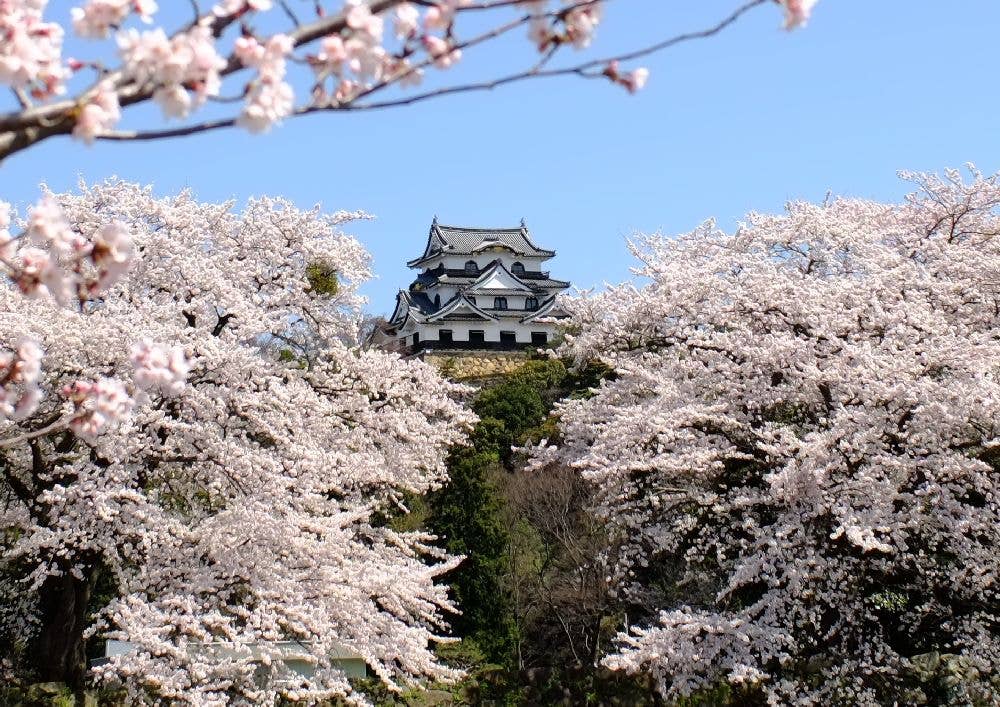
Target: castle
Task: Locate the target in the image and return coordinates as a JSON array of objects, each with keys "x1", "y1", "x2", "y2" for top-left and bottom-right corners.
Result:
[{"x1": 379, "y1": 219, "x2": 569, "y2": 356}]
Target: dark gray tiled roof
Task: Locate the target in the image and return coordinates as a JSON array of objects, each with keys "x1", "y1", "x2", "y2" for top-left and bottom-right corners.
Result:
[
  {"x1": 407, "y1": 291, "x2": 438, "y2": 315},
  {"x1": 412, "y1": 260, "x2": 569, "y2": 292},
  {"x1": 408, "y1": 221, "x2": 555, "y2": 265}
]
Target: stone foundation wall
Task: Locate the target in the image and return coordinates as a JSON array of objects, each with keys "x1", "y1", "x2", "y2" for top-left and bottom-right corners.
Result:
[{"x1": 421, "y1": 350, "x2": 530, "y2": 381}]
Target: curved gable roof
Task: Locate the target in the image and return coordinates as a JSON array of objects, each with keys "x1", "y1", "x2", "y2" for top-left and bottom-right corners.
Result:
[
  {"x1": 464, "y1": 259, "x2": 536, "y2": 294},
  {"x1": 427, "y1": 294, "x2": 498, "y2": 322},
  {"x1": 520, "y1": 295, "x2": 567, "y2": 323},
  {"x1": 408, "y1": 219, "x2": 555, "y2": 266}
]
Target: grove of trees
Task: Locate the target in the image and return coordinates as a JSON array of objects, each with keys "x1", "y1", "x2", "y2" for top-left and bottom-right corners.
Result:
[
  {"x1": 536, "y1": 167, "x2": 1000, "y2": 705},
  {"x1": 0, "y1": 181, "x2": 475, "y2": 703},
  {"x1": 3, "y1": 168, "x2": 1000, "y2": 705},
  {"x1": 5, "y1": 4, "x2": 1000, "y2": 706}
]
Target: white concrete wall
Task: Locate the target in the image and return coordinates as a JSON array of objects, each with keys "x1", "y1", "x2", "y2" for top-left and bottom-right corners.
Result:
[
  {"x1": 409, "y1": 320, "x2": 559, "y2": 345},
  {"x1": 464, "y1": 293, "x2": 539, "y2": 310}
]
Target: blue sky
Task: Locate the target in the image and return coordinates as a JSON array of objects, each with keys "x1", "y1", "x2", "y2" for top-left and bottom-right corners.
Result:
[{"x1": 2, "y1": 1, "x2": 998, "y2": 315}]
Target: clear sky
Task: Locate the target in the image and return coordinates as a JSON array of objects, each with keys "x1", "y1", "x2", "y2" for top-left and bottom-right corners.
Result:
[{"x1": 2, "y1": 1, "x2": 999, "y2": 315}]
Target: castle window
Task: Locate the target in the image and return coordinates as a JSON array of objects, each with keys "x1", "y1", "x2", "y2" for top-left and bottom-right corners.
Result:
[
  {"x1": 464, "y1": 260, "x2": 478, "y2": 274},
  {"x1": 412, "y1": 333, "x2": 419, "y2": 347},
  {"x1": 525, "y1": 297, "x2": 538, "y2": 311},
  {"x1": 531, "y1": 331, "x2": 548, "y2": 345},
  {"x1": 439, "y1": 329, "x2": 453, "y2": 344},
  {"x1": 469, "y1": 330, "x2": 485, "y2": 344},
  {"x1": 434, "y1": 294, "x2": 441, "y2": 308},
  {"x1": 494, "y1": 297, "x2": 508, "y2": 310},
  {"x1": 511, "y1": 261, "x2": 525, "y2": 275},
  {"x1": 500, "y1": 331, "x2": 517, "y2": 345}
]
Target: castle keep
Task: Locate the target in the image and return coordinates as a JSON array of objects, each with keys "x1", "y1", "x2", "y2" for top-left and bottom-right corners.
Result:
[{"x1": 381, "y1": 219, "x2": 569, "y2": 355}]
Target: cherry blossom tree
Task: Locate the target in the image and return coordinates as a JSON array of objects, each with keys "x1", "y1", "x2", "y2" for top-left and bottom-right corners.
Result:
[
  {"x1": 0, "y1": 180, "x2": 476, "y2": 703},
  {"x1": 533, "y1": 168, "x2": 1000, "y2": 704},
  {"x1": 0, "y1": 0, "x2": 817, "y2": 162}
]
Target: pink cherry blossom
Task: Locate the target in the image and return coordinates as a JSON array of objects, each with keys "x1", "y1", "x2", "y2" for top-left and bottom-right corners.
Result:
[
  {"x1": 118, "y1": 24, "x2": 225, "y2": 119},
  {"x1": 2, "y1": 194, "x2": 136, "y2": 307},
  {"x1": 394, "y1": 2, "x2": 419, "y2": 39},
  {"x1": 423, "y1": 34, "x2": 461, "y2": 69},
  {"x1": 63, "y1": 377, "x2": 134, "y2": 439},
  {"x1": 0, "y1": 0, "x2": 68, "y2": 97},
  {"x1": 345, "y1": 0, "x2": 384, "y2": 42},
  {"x1": 779, "y1": 0, "x2": 818, "y2": 29},
  {"x1": 27, "y1": 195, "x2": 79, "y2": 253},
  {"x1": 90, "y1": 221, "x2": 134, "y2": 289},
  {"x1": 236, "y1": 34, "x2": 294, "y2": 131},
  {"x1": 564, "y1": 4, "x2": 601, "y2": 49},
  {"x1": 622, "y1": 66, "x2": 648, "y2": 93},
  {"x1": 0, "y1": 338, "x2": 44, "y2": 420},
  {"x1": 238, "y1": 79, "x2": 294, "y2": 133},
  {"x1": 14, "y1": 246, "x2": 68, "y2": 301},
  {"x1": 130, "y1": 340, "x2": 189, "y2": 395},
  {"x1": 71, "y1": 0, "x2": 158, "y2": 39},
  {"x1": 528, "y1": 17, "x2": 553, "y2": 51},
  {"x1": 71, "y1": 79, "x2": 121, "y2": 143}
]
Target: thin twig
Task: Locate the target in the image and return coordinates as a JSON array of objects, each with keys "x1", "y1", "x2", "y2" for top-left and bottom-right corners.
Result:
[{"x1": 0, "y1": 418, "x2": 68, "y2": 448}]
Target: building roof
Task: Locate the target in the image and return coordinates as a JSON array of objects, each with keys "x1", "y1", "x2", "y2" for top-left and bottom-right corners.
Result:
[
  {"x1": 521, "y1": 295, "x2": 567, "y2": 323},
  {"x1": 412, "y1": 260, "x2": 570, "y2": 293},
  {"x1": 427, "y1": 295, "x2": 496, "y2": 322},
  {"x1": 407, "y1": 219, "x2": 556, "y2": 267},
  {"x1": 464, "y1": 260, "x2": 536, "y2": 295}
]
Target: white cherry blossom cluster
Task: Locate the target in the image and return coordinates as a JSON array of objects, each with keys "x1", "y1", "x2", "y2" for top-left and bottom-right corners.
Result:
[
  {"x1": 234, "y1": 34, "x2": 294, "y2": 133},
  {"x1": 0, "y1": 193, "x2": 186, "y2": 448},
  {"x1": 0, "y1": 0, "x2": 68, "y2": 98},
  {"x1": 117, "y1": 24, "x2": 227, "y2": 118},
  {"x1": 0, "y1": 338, "x2": 43, "y2": 420},
  {"x1": 1, "y1": 181, "x2": 474, "y2": 703},
  {"x1": 71, "y1": 0, "x2": 158, "y2": 39},
  {"x1": 71, "y1": 79, "x2": 122, "y2": 143},
  {"x1": 63, "y1": 376, "x2": 133, "y2": 438},
  {"x1": 536, "y1": 167, "x2": 1000, "y2": 703},
  {"x1": 130, "y1": 339, "x2": 188, "y2": 395},
  {"x1": 1, "y1": 194, "x2": 135, "y2": 304},
  {"x1": 527, "y1": 0, "x2": 601, "y2": 51}
]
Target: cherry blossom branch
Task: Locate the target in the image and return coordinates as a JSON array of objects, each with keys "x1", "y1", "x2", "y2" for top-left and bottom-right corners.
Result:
[
  {"x1": 0, "y1": 0, "x2": 800, "y2": 161},
  {"x1": 0, "y1": 417, "x2": 68, "y2": 448},
  {"x1": 95, "y1": 0, "x2": 766, "y2": 144}
]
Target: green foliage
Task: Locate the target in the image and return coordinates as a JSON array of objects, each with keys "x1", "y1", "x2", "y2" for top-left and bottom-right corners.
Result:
[
  {"x1": 427, "y1": 447, "x2": 515, "y2": 664},
  {"x1": 305, "y1": 262, "x2": 339, "y2": 296},
  {"x1": 900, "y1": 652, "x2": 1000, "y2": 706},
  {"x1": 868, "y1": 588, "x2": 909, "y2": 613},
  {"x1": 474, "y1": 382, "x2": 545, "y2": 449},
  {"x1": 421, "y1": 356, "x2": 622, "y2": 701}
]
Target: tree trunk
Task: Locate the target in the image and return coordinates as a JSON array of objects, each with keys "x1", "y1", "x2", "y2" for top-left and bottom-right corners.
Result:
[{"x1": 28, "y1": 568, "x2": 95, "y2": 688}]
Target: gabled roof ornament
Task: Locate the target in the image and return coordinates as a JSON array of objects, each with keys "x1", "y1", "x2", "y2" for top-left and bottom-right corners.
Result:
[
  {"x1": 520, "y1": 217, "x2": 527, "y2": 229},
  {"x1": 432, "y1": 214, "x2": 438, "y2": 225}
]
